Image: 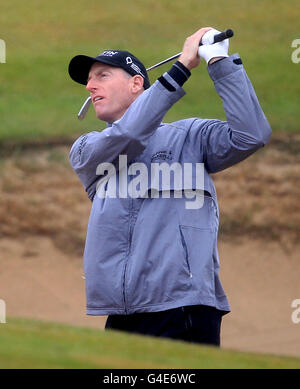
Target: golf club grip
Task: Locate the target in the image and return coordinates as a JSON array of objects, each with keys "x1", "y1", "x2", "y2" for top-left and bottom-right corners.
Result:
[{"x1": 199, "y1": 29, "x2": 234, "y2": 46}]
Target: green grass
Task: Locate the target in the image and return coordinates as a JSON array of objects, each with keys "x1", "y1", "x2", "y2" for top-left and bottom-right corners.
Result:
[
  {"x1": 0, "y1": 0, "x2": 299, "y2": 148},
  {"x1": 0, "y1": 317, "x2": 300, "y2": 368}
]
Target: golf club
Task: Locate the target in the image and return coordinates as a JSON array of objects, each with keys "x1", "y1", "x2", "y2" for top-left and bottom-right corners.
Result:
[
  {"x1": 77, "y1": 29, "x2": 234, "y2": 120},
  {"x1": 146, "y1": 29, "x2": 233, "y2": 71}
]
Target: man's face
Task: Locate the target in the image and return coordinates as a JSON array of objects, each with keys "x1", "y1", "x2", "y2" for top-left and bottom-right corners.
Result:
[{"x1": 86, "y1": 62, "x2": 138, "y2": 123}]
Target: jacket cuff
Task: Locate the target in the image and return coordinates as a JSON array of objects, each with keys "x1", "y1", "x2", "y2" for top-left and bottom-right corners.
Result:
[
  {"x1": 158, "y1": 61, "x2": 191, "y2": 91},
  {"x1": 168, "y1": 61, "x2": 191, "y2": 86},
  {"x1": 207, "y1": 53, "x2": 243, "y2": 82}
]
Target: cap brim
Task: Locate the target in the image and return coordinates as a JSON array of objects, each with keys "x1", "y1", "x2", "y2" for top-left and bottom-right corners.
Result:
[
  {"x1": 68, "y1": 55, "x2": 97, "y2": 85},
  {"x1": 68, "y1": 55, "x2": 122, "y2": 85}
]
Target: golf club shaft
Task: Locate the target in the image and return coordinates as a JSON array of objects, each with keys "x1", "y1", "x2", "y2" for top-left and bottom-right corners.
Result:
[
  {"x1": 77, "y1": 29, "x2": 234, "y2": 119},
  {"x1": 146, "y1": 29, "x2": 233, "y2": 71}
]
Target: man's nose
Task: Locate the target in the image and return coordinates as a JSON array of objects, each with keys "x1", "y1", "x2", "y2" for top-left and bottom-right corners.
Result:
[{"x1": 86, "y1": 78, "x2": 97, "y2": 92}]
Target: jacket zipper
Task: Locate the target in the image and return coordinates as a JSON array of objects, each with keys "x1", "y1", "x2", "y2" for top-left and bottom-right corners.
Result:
[
  {"x1": 123, "y1": 200, "x2": 134, "y2": 314},
  {"x1": 179, "y1": 226, "x2": 193, "y2": 278}
]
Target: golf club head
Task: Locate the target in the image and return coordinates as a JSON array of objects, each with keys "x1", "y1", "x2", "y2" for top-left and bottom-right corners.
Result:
[{"x1": 78, "y1": 96, "x2": 92, "y2": 120}]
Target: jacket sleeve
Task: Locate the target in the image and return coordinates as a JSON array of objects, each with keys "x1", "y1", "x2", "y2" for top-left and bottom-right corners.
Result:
[
  {"x1": 69, "y1": 79, "x2": 185, "y2": 201},
  {"x1": 187, "y1": 53, "x2": 272, "y2": 173}
]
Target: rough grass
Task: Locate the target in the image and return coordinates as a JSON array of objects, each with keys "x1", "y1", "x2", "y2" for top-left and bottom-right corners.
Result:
[{"x1": 1, "y1": 317, "x2": 300, "y2": 369}]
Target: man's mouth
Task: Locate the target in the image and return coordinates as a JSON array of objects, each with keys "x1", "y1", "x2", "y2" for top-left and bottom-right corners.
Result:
[{"x1": 93, "y1": 96, "x2": 104, "y2": 103}]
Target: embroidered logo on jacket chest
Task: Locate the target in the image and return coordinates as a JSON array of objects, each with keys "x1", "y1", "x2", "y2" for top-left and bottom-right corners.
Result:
[{"x1": 150, "y1": 150, "x2": 173, "y2": 162}]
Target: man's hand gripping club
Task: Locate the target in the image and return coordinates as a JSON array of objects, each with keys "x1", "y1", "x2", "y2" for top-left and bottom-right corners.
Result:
[{"x1": 178, "y1": 27, "x2": 229, "y2": 70}]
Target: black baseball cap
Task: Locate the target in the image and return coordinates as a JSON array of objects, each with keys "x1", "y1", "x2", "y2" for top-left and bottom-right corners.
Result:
[{"x1": 68, "y1": 50, "x2": 150, "y2": 89}]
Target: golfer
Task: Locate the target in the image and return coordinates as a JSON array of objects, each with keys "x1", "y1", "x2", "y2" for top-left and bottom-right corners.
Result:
[{"x1": 68, "y1": 27, "x2": 271, "y2": 346}]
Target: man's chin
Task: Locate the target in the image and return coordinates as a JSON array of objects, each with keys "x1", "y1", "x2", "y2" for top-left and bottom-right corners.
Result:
[
  {"x1": 95, "y1": 111, "x2": 120, "y2": 123},
  {"x1": 95, "y1": 109, "x2": 111, "y2": 123}
]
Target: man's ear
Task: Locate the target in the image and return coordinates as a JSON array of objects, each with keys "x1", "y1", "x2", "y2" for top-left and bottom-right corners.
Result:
[{"x1": 131, "y1": 75, "x2": 144, "y2": 93}]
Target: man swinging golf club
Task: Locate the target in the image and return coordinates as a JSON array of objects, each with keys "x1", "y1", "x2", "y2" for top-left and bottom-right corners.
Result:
[{"x1": 68, "y1": 27, "x2": 271, "y2": 346}]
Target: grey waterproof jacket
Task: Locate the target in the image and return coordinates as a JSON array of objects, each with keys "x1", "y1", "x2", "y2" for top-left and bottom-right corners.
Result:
[{"x1": 70, "y1": 54, "x2": 271, "y2": 315}]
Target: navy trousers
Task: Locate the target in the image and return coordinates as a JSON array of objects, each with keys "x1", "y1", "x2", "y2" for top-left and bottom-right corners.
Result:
[{"x1": 105, "y1": 305, "x2": 224, "y2": 346}]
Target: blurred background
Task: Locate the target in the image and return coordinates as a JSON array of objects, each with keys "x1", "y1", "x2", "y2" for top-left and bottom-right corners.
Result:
[{"x1": 0, "y1": 0, "x2": 299, "y2": 364}]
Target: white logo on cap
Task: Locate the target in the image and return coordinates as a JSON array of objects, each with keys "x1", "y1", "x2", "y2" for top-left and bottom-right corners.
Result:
[
  {"x1": 131, "y1": 63, "x2": 144, "y2": 77},
  {"x1": 100, "y1": 51, "x2": 118, "y2": 57},
  {"x1": 125, "y1": 56, "x2": 145, "y2": 78}
]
